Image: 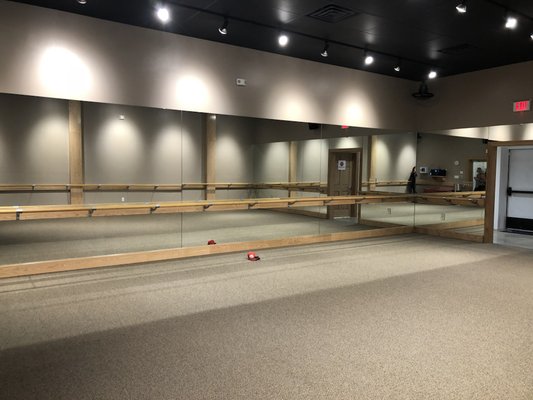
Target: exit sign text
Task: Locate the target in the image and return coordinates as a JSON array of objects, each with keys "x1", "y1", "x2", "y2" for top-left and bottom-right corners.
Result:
[{"x1": 513, "y1": 100, "x2": 531, "y2": 112}]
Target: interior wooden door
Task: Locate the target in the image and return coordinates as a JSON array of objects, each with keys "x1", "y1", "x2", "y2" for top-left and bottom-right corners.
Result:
[{"x1": 328, "y1": 150, "x2": 361, "y2": 219}]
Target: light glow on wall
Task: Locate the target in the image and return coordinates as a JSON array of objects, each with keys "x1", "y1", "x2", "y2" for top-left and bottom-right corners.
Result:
[
  {"x1": 27, "y1": 116, "x2": 69, "y2": 181},
  {"x1": 265, "y1": 85, "x2": 320, "y2": 122},
  {"x1": 489, "y1": 123, "x2": 533, "y2": 141},
  {"x1": 217, "y1": 134, "x2": 247, "y2": 181},
  {"x1": 176, "y1": 75, "x2": 209, "y2": 110},
  {"x1": 96, "y1": 119, "x2": 144, "y2": 182},
  {"x1": 331, "y1": 88, "x2": 379, "y2": 128},
  {"x1": 152, "y1": 125, "x2": 182, "y2": 182},
  {"x1": 39, "y1": 46, "x2": 92, "y2": 98}
]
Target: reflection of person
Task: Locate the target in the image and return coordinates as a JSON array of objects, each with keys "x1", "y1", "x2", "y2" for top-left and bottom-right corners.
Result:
[
  {"x1": 407, "y1": 166, "x2": 417, "y2": 193},
  {"x1": 475, "y1": 167, "x2": 486, "y2": 191}
]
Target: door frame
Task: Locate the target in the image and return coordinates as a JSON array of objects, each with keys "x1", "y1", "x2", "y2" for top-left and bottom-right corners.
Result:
[
  {"x1": 485, "y1": 140, "x2": 533, "y2": 243},
  {"x1": 327, "y1": 148, "x2": 363, "y2": 219}
]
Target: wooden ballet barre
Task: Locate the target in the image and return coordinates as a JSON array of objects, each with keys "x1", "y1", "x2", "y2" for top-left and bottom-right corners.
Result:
[
  {"x1": 362, "y1": 180, "x2": 409, "y2": 187},
  {"x1": 415, "y1": 195, "x2": 485, "y2": 207},
  {"x1": 0, "y1": 181, "x2": 331, "y2": 194},
  {"x1": 0, "y1": 194, "x2": 417, "y2": 221}
]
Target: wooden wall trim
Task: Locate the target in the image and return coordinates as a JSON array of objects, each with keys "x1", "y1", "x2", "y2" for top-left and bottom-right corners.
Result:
[
  {"x1": 205, "y1": 114, "x2": 216, "y2": 200},
  {"x1": 484, "y1": 145, "x2": 497, "y2": 243},
  {"x1": 68, "y1": 100, "x2": 84, "y2": 205},
  {"x1": 0, "y1": 226, "x2": 414, "y2": 279}
]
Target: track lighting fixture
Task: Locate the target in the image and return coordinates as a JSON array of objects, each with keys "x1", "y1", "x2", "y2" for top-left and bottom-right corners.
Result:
[
  {"x1": 156, "y1": 7, "x2": 170, "y2": 23},
  {"x1": 364, "y1": 51, "x2": 374, "y2": 65},
  {"x1": 278, "y1": 34, "x2": 289, "y2": 47},
  {"x1": 505, "y1": 14, "x2": 517, "y2": 29},
  {"x1": 456, "y1": 1, "x2": 467, "y2": 14},
  {"x1": 321, "y1": 42, "x2": 329, "y2": 57},
  {"x1": 428, "y1": 70, "x2": 437, "y2": 79},
  {"x1": 393, "y1": 59, "x2": 402, "y2": 72},
  {"x1": 218, "y1": 18, "x2": 228, "y2": 35}
]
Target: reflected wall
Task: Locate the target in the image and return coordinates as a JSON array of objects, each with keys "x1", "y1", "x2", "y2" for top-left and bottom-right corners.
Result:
[
  {"x1": 414, "y1": 129, "x2": 488, "y2": 237},
  {"x1": 2, "y1": 91, "x2": 531, "y2": 266}
]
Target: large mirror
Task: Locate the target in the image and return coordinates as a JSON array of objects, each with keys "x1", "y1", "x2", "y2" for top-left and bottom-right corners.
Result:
[
  {"x1": 413, "y1": 128, "x2": 488, "y2": 239},
  {"x1": 4, "y1": 91, "x2": 530, "y2": 267}
]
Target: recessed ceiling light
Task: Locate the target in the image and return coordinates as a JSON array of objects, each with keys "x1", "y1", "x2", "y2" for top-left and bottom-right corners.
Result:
[
  {"x1": 157, "y1": 7, "x2": 170, "y2": 23},
  {"x1": 505, "y1": 15, "x2": 517, "y2": 29},
  {"x1": 77, "y1": 0, "x2": 87, "y2": 4},
  {"x1": 428, "y1": 70, "x2": 437, "y2": 79},
  {"x1": 456, "y1": 1, "x2": 467, "y2": 14},
  {"x1": 394, "y1": 65, "x2": 401, "y2": 72},
  {"x1": 530, "y1": 33, "x2": 533, "y2": 40},
  {"x1": 278, "y1": 34, "x2": 289, "y2": 47}
]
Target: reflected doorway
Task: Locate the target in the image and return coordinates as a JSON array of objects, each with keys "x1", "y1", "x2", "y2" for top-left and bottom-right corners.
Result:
[
  {"x1": 471, "y1": 160, "x2": 487, "y2": 191},
  {"x1": 327, "y1": 149, "x2": 362, "y2": 219}
]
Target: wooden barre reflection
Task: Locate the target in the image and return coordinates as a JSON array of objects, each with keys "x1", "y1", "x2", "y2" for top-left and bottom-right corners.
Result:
[
  {"x1": 0, "y1": 192, "x2": 486, "y2": 222},
  {"x1": 0, "y1": 194, "x2": 409, "y2": 221},
  {"x1": 415, "y1": 192, "x2": 485, "y2": 207},
  {"x1": 0, "y1": 180, "x2": 425, "y2": 193},
  {"x1": 0, "y1": 182, "x2": 327, "y2": 193}
]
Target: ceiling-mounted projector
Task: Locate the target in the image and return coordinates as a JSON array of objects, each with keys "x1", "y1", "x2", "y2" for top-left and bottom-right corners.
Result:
[{"x1": 412, "y1": 81, "x2": 434, "y2": 99}]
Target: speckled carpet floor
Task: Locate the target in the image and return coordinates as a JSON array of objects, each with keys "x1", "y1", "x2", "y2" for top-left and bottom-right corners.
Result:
[{"x1": 1, "y1": 234, "x2": 532, "y2": 399}]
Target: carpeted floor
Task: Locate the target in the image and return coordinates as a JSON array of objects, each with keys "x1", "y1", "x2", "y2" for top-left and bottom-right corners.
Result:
[{"x1": 1, "y1": 234, "x2": 532, "y2": 399}]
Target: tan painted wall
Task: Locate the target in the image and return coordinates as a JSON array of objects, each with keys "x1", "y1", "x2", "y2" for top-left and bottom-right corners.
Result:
[
  {"x1": 416, "y1": 62, "x2": 533, "y2": 131},
  {"x1": 0, "y1": 1, "x2": 415, "y2": 131}
]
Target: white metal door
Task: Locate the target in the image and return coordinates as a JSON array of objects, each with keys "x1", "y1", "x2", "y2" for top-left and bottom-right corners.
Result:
[{"x1": 506, "y1": 148, "x2": 533, "y2": 232}]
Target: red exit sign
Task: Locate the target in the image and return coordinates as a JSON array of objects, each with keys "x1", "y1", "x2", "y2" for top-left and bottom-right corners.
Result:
[{"x1": 513, "y1": 100, "x2": 531, "y2": 112}]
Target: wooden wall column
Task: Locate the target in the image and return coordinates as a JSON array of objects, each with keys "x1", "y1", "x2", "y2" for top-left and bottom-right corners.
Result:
[
  {"x1": 289, "y1": 141, "x2": 297, "y2": 197},
  {"x1": 205, "y1": 114, "x2": 216, "y2": 200},
  {"x1": 367, "y1": 135, "x2": 378, "y2": 191},
  {"x1": 68, "y1": 100, "x2": 84, "y2": 204},
  {"x1": 483, "y1": 144, "x2": 497, "y2": 243}
]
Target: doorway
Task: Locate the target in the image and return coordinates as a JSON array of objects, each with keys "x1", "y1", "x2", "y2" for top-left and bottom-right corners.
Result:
[
  {"x1": 327, "y1": 149, "x2": 362, "y2": 219},
  {"x1": 470, "y1": 159, "x2": 487, "y2": 191}
]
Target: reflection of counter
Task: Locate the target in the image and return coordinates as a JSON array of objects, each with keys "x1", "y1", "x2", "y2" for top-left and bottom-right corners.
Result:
[{"x1": 418, "y1": 179, "x2": 474, "y2": 193}]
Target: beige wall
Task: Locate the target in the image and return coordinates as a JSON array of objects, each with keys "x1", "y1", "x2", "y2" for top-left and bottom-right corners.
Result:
[
  {"x1": 1, "y1": 2, "x2": 530, "y2": 134},
  {"x1": 416, "y1": 133, "x2": 487, "y2": 190},
  {"x1": 416, "y1": 62, "x2": 533, "y2": 131},
  {"x1": 0, "y1": 1, "x2": 415, "y2": 131},
  {"x1": 0, "y1": 94, "x2": 69, "y2": 205}
]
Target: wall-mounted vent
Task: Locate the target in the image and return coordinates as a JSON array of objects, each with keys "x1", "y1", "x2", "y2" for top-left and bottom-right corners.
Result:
[
  {"x1": 438, "y1": 43, "x2": 477, "y2": 55},
  {"x1": 307, "y1": 4, "x2": 357, "y2": 23}
]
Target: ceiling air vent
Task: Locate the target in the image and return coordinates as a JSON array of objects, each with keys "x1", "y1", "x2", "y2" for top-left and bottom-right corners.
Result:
[
  {"x1": 307, "y1": 4, "x2": 357, "y2": 23},
  {"x1": 438, "y1": 43, "x2": 476, "y2": 55}
]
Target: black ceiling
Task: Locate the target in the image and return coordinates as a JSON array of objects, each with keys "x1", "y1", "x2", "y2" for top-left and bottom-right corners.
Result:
[{"x1": 8, "y1": 0, "x2": 533, "y2": 81}]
